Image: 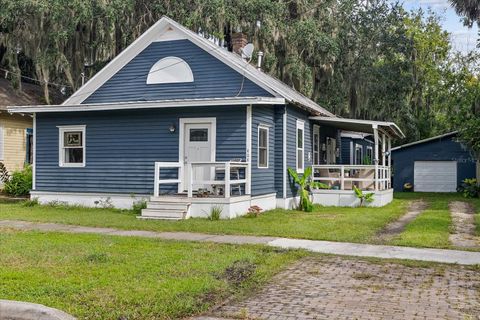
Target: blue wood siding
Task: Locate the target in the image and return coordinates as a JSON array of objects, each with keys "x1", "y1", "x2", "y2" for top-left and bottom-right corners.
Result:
[
  {"x1": 251, "y1": 105, "x2": 276, "y2": 196},
  {"x1": 35, "y1": 106, "x2": 246, "y2": 194},
  {"x1": 391, "y1": 135, "x2": 476, "y2": 191},
  {"x1": 340, "y1": 137, "x2": 373, "y2": 164},
  {"x1": 274, "y1": 106, "x2": 285, "y2": 198},
  {"x1": 286, "y1": 105, "x2": 312, "y2": 197},
  {"x1": 83, "y1": 40, "x2": 273, "y2": 104}
]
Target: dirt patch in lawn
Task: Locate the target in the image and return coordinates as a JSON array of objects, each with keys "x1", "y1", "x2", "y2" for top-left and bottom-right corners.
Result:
[
  {"x1": 376, "y1": 200, "x2": 428, "y2": 242},
  {"x1": 449, "y1": 201, "x2": 479, "y2": 249}
]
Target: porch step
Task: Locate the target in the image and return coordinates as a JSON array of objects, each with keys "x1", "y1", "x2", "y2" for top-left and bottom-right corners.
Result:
[{"x1": 138, "y1": 200, "x2": 191, "y2": 220}]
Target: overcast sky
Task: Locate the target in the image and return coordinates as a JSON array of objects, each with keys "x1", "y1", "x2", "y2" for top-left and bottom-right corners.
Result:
[{"x1": 398, "y1": 0, "x2": 478, "y2": 53}]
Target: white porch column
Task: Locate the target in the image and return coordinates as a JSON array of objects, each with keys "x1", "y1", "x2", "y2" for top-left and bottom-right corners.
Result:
[
  {"x1": 246, "y1": 105, "x2": 252, "y2": 195},
  {"x1": 373, "y1": 125, "x2": 379, "y2": 191},
  {"x1": 387, "y1": 136, "x2": 392, "y2": 188},
  {"x1": 382, "y1": 133, "x2": 386, "y2": 189}
]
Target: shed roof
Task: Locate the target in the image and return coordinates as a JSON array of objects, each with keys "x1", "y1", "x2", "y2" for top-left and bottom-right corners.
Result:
[{"x1": 391, "y1": 131, "x2": 458, "y2": 151}]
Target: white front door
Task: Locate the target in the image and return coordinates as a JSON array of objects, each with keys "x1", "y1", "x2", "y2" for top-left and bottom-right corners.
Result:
[{"x1": 181, "y1": 119, "x2": 216, "y2": 191}]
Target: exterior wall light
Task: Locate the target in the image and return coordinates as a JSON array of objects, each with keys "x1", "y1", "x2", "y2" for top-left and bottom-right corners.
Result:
[{"x1": 169, "y1": 124, "x2": 176, "y2": 133}]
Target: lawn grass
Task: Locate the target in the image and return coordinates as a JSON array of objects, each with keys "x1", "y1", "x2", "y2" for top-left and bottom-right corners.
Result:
[
  {"x1": 0, "y1": 230, "x2": 303, "y2": 319},
  {"x1": 0, "y1": 199, "x2": 408, "y2": 243},
  {"x1": 391, "y1": 192, "x2": 480, "y2": 248}
]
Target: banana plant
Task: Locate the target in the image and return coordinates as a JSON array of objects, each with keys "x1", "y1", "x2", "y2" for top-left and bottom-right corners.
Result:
[
  {"x1": 288, "y1": 166, "x2": 329, "y2": 212},
  {"x1": 353, "y1": 185, "x2": 375, "y2": 207}
]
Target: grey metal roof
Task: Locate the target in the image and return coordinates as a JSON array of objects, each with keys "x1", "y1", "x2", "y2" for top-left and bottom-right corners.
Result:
[{"x1": 166, "y1": 17, "x2": 334, "y2": 117}]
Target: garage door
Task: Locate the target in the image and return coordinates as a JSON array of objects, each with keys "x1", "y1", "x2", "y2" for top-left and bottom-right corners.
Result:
[{"x1": 414, "y1": 161, "x2": 457, "y2": 192}]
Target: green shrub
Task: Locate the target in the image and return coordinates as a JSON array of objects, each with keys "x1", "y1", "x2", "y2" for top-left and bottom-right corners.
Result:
[
  {"x1": 3, "y1": 165, "x2": 32, "y2": 196},
  {"x1": 457, "y1": 178, "x2": 479, "y2": 198},
  {"x1": 132, "y1": 199, "x2": 147, "y2": 215},
  {"x1": 209, "y1": 205, "x2": 223, "y2": 220}
]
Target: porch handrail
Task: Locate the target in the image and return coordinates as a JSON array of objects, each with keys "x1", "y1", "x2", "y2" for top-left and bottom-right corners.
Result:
[
  {"x1": 312, "y1": 164, "x2": 391, "y2": 191},
  {"x1": 187, "y1": 161, "x2": 250, "y2": 198},
  {"x1": 154, "y1": 162, "x2": 182, "y2": 197}
]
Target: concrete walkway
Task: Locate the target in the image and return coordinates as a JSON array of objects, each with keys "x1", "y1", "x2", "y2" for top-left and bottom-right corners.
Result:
[{"x1": 1, "y1": 219, "x2": 480, "y2": 265}]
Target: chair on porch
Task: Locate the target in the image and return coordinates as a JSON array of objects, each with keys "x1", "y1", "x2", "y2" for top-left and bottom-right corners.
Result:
[
  {"x1": 213, "y1": 158, "x2": 243, "y2": 196},
  {"x1": 316, "y1": 168, "x2": 340, "y2": 189}
]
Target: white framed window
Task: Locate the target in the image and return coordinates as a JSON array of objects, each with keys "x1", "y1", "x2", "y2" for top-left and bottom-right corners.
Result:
[
  {"x1": 258, "y1": 126, "x2": 269, "y2": 168},
  {"x1": 366, "y1": 146, "x2": 373, "y2": 164},
  {"x1": 58, "y1": 125, "x2": 86, "y2": 167},
  {"x1": 312, "y1": 125, "x2": 320, "y2": 165},
  {"x1": 355, "y1": 144, "x2": 363, "y2": 165},
  {"x1": 296, "y1": 120, "x2": 304, "y2": 173}
]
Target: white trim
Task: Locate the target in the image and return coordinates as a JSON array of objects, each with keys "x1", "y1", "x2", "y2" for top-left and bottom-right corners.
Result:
[
  {"x1": 355, "y1": 143, "x2": 363, "y2": 165},
  {"x1": 32, "y1": 114, "x2": 36, "y2": 189},
  {"x1": 282, "y1": 107, "x2": 287, "y2": 199},
  {"x1": 57, "y1": 125, "x2": 86, "y2": 168},
  {"x1": 257, "y1": 125, "x2": 269, "y2": 169},
  {"x1": 296, "y1": 119, "x2": 305, "y2": 173},
  {"x1": 246, "y1": 106, "x2": 252, "y2": 194},
  {"x1": 349, "y1": 141, "x2": 354, "y2": 164},
  {"x1": 178, "y1": 117, "x2": 216, "y2": 192},
  {"x1": 9, "y1": 97, "x2": 286, "y2": 113}
]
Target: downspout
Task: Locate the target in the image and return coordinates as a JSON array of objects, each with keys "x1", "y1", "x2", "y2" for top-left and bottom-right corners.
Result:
[
  {"x1": 246, "y1": 105, "x2": 252, "y2": 195},
  {"x1": 32, "y1": 113, "x2": 36, "y2": 191}
]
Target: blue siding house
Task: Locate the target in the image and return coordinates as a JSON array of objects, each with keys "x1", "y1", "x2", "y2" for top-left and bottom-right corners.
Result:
[
  {"x1": 10, "y1": 17, "x2": 404, "y2": 218},
  {"x1": 391, "y1": 132, "x2": 477, "y2": 192}
]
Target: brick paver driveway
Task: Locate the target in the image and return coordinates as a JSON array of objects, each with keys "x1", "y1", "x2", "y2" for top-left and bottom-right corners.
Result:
[{"x1": 208, "y1": 256, "x2": 480, "y2": 320}]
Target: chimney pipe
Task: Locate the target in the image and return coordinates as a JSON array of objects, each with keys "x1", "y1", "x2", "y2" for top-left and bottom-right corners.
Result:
[{"x1": 257, "y1": 51, "x2": 264, "y2": 70}]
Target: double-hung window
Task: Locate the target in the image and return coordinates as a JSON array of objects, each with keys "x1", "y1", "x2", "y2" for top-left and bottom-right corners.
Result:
[
  {"x1": 258, "y1": 126, "x2": 269, "y2": 168},
  {"x1": 355, "y1": 144, "x2": 363, "y2": 165},
  {"x1": 296, "y1": 120, "x2": 304, "y2": 173},
  {"x1": 313, "y1": 125, "x2": 320, "y2": 165},
  {"x1": 58, "y1": 125, "x2": 86, "y2": 167}
]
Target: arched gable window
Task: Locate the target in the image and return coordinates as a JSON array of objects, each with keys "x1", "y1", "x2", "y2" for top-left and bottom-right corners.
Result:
[{"x1": 146, "y1": 56, "x2": 194, "y2": 84}]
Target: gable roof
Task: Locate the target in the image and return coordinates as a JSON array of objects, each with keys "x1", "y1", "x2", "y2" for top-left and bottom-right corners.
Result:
[
  {"x1": 391, "y1": 131, "x2": 458, "y2": 151},
  {"x1": 62, "y1": 16, "x2": 333, "y2": 116}
]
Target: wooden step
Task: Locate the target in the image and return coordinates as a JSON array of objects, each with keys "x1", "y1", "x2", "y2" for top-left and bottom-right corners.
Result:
[{"x1": 147, "y1": 202, "x2": 189, "y2": 210}]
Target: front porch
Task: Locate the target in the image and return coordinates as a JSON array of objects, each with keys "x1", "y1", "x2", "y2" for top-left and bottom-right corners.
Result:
[
  {"x1": 308, "y1": 117, "x2": 404, "y2": 207},
  {"x1": 140, "y1": 161, "x2": 276, "y2": 219}
]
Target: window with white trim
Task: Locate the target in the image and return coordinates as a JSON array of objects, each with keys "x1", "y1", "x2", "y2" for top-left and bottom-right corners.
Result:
[
  {"x1": 59, "y1": 126, "x2": 86, "y2": 167},
  {"x1": 258, "y1": 126, "x2": 269, "y2": 168},
  {"x1": 296, "y1": 120, "x2": 304, "y2": 172},
  {"x1": 355, "y1": 144, "x2": 363, "y2": 164},
  {"x1": 366, "y1": 146, "x2": 373, "y2": 164}
]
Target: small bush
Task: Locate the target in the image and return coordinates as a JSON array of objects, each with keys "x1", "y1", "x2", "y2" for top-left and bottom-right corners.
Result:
[
  {"x1": 132, "y1": 200, "x2": 147, "y2": 215},
  {"x1": 457, "y1": 178, "x2": 479, "y2": 198},
  {"x1": 209, "y1": 205, "x2": 223, "y2": 220},
  {"x1": 3, "y1": 165, "x2": 32, "y2": 196}
]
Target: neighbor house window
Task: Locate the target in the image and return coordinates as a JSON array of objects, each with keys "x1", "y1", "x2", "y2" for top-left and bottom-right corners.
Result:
[
  {"x1": 58, "y1": 125, "x2": 86, "y2": 167},
  {"x1": 258, "y1": 126, "x2": 269, "y2": 168},
  {"x1": 0, "y1": 125, "x2": 4, "y2": 161},
  {"x1": 296, "y1": 120, "x2": 304, "y2": 173},
  {"x1": 366, "y1": 146, "x2": 373, "y2": 164}
]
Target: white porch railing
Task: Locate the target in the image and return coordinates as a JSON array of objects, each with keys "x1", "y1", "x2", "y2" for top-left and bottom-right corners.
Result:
[
  {"x1": 153, "y1": 161, "x2": 250, "y2": 198},
  {"x1": 312, "y1": 165, "x2": 391, "y2": 191}
]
